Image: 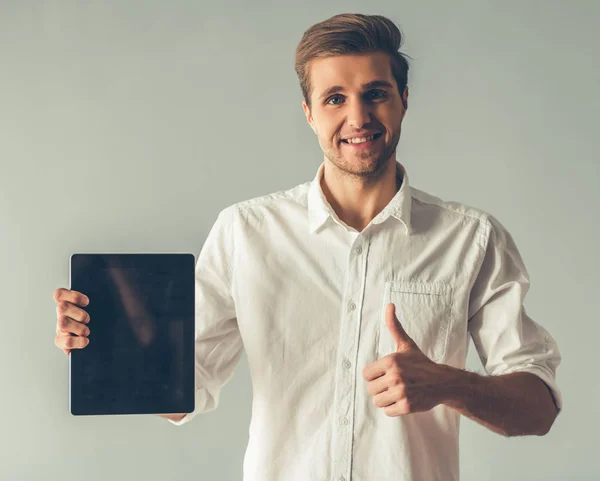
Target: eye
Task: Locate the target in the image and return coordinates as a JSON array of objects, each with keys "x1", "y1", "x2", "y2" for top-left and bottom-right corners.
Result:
[
  {"x1": 326, "y1": 94, "x2": 344, "y2": 106},
  {"x1": 368, "y1": 89, "x2": 388, "y2": 100}
]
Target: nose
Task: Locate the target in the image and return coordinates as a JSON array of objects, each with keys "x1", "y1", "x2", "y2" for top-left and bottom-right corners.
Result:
[{"x1": 346, "y1": 98, "x2": 373, "y2": 129}]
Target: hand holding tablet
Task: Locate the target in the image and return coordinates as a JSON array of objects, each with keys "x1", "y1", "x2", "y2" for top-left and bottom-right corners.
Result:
[
  {"x1": 54, "y1": 253, "x2": 196, "y2": 417},
  {"x1": 54, "y1": 288, "x2": 91, "y2": 355}
]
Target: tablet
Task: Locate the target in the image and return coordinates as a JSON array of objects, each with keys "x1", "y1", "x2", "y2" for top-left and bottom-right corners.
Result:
[{"x1": 69, "y1": 253, "x2": 195, "y2": 416}]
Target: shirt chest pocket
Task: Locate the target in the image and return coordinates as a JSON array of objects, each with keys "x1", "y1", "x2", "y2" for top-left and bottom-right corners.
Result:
[{"x1": 377, "y1": 281, "x2": 454, "y2": 363}]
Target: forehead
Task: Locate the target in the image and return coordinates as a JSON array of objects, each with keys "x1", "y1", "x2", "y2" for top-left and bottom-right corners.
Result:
[{"x1": 309, "y1": 52, "x2": 396, "y2": 95}]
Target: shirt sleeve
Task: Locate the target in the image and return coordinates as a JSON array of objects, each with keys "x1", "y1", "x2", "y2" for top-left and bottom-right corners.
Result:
[
  {"x1": 168, "y1": 205, "x2": 244, "y2": 426},
  {"x1": 467, "y1": 214, "x2": 563, "y2": 413}
]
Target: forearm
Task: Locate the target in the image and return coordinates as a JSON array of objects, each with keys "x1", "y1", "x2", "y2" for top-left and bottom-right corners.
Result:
[{"x1": 439, "y1": 366, "x2": 558, "y2": 437}]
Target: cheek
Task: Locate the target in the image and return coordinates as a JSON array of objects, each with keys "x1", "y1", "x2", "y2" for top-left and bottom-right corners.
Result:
[
  {"x1": 316, "y1": 129, "x2": 339, "y2": 148},
  {"x1": 379, "y1": 103, "x2": 404, "y2": 127},
  {"x1": 314, "y1": 131, "x2": 334, "y2": 151},
  {"x1": 315, "y1": 115, "x2": 341, "y2": 142}
]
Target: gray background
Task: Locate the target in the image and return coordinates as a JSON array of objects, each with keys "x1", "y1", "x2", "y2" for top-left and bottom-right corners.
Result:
[{"x1": 1, "y1": 1, "x2": 598, "y2": 480}]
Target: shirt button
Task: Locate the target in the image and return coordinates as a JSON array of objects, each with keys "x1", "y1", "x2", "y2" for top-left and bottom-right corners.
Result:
[
  {"x1": 349, "y1": 302, "x2": 356, "y2": 311},
  {"x1": 343, "y1": 359, "x2": 351, "y2": 369},
  {"x1": 355, "y1": 246, "x2": 362, "y2": 254}
]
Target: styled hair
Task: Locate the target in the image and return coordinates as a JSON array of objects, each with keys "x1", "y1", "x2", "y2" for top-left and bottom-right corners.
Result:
[{"x1": 295, "y1": 13, "x2": 411, "y2": 108}]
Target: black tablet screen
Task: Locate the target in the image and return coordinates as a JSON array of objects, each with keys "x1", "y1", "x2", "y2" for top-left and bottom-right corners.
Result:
[{"x1": 69, "y1": 254, "x2": 195, "y2": 416}]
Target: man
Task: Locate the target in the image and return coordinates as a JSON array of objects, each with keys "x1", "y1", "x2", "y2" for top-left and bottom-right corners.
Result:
[{"x1": 54, "y1": 13, "x2": 562, "y2": 481}]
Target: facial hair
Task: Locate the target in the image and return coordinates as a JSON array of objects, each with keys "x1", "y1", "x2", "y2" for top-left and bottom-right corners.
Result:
[{"x1": 318, "y1": 127, "x2": 401, "y2": 182}]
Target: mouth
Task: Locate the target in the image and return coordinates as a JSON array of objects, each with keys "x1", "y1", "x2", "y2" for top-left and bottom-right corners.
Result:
[{"x1": 340, "y1": 132, "x2": 383, "y2": 148}]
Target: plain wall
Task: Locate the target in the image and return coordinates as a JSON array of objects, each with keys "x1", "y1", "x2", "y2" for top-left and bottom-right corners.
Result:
[{"x1": 1, "y1": 1, "x2": 598, "y2": 480}]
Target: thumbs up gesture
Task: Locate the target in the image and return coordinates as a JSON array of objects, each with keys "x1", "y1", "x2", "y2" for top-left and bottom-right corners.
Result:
[{"x1": 362, "y1": 303, "x2": 451, "y2": 417}]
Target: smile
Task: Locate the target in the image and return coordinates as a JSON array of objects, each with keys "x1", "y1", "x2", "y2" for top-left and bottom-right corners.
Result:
[{"x1": 340, "y1": 132, "x2": 382, "y2": 146}]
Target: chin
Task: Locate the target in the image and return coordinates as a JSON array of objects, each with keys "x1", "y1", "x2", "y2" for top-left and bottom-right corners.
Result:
[{"x1": 336, "y1": 157, "x2": 384, "y2": 177}]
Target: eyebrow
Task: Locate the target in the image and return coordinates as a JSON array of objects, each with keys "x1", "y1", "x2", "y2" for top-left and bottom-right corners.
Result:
[{"x1": 318, "y1": 80, "x2": 395, "y2": 100}]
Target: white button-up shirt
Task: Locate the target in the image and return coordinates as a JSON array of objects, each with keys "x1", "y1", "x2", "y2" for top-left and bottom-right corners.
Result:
[{"x1": 170, "y1": 161, "x2": 562, "y2": 481}]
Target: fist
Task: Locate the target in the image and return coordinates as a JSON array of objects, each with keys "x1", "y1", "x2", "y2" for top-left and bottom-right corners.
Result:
[{"x1": 362, "y1": 303, "x2": 448, "y2": 417}]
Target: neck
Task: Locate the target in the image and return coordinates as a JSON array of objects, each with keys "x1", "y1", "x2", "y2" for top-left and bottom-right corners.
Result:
[{"x1": 320, "y1": 158, "x2": 400, "y2": 232}]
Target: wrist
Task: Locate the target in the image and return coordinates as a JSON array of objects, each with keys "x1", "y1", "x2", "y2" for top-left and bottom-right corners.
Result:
[{"x1": 436, "y1": 364, "x2": 478, "y2": 408}]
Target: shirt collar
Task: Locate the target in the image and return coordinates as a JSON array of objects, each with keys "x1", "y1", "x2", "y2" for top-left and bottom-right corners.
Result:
[{"x1": 307, "y1": 160, "x2": 412, "y2": 235}]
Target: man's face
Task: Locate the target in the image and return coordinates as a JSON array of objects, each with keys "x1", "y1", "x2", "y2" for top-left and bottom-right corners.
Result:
[{"x1": 302, "y1": 52, "x2": 408, "y2": 179}]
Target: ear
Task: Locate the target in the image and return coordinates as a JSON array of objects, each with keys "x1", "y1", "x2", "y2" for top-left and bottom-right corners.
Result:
[
  {"x1": 401, "y1": 86, "x2": 409, "y2": 110},
  {"x1": 302, "y1": 100, "x2": 317, "y2": 135}
]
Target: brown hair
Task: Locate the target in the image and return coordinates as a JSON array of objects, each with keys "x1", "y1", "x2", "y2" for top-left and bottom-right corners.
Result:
[{"x1": 295, "y1": 13, "x2": 411, "y2": 108}]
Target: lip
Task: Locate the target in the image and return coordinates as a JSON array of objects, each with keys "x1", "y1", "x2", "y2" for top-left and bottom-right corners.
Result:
[
  {"x1": 341, "y1": 132, "x2": 381, "y2": 141},
  {"x1": 340, "y1": 132, "x2": 382, "y2": 149}
]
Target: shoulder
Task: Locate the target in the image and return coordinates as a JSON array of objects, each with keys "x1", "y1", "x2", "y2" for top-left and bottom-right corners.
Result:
[
  {"x1": 410, "y1": 186, "x2": 512, "y2": 246},
  {"x1": 218, "y1": 180, "x2": 311, "y2": 223},
  {"x1": 411, "y1": 187, "x2": 489, "y2": 223}
]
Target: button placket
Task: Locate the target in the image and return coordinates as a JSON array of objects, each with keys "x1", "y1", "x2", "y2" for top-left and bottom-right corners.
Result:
[{"x1": 332, "y1": 235, "x2": 369, "y2": 481}]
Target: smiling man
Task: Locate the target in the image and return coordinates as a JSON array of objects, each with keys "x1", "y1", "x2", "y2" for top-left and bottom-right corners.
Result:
[
  {"x1": 54, "y1": 12, "x2": 562, "y2": 481},
  {"x1": 174, "y1": 13, "x2": 561, "y2": 480},
  {"x1": 301, "y1": 51, "x2": 407, "y2": 232}
]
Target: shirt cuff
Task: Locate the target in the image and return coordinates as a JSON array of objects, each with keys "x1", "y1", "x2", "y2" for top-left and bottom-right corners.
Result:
[
  {"x1": 499, "y1": 364, "x2": 563, "y2": 414},
  {"x1": 167, "y1": 412, "x2": 194, "y2": 426},
  {"x1": 166, "y1": 387, "x2": 214, "y2": 426}
]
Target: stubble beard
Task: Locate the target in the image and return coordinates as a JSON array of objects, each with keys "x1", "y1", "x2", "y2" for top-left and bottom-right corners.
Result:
[{"x1": 322, "y1": 129, "x2": 401, "y2": 182}]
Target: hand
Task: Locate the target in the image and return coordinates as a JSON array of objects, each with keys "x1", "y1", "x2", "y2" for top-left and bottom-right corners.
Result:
[
  {"x1": 53, "y1": 288, "x2": 91, "y2": 356},
  {"x1": 362, "y1": 303, "x2": 449, "y2": 417}
]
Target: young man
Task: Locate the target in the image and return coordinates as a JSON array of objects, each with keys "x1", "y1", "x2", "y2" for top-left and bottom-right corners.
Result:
[{"x1": 54, "y1": 13, "x2": 562, "y2": 481}]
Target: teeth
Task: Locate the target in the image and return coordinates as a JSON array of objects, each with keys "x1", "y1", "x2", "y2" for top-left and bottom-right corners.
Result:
[{"x1": 345, "y1": 134, "x2": 376, "y2": 144}]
